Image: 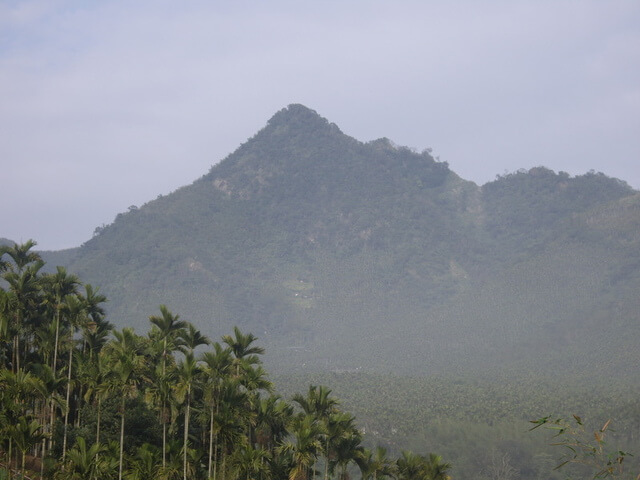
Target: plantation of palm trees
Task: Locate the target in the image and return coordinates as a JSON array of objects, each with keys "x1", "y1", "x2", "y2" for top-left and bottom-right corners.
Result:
[{"x1": 0, "y1": 240, "x2": 451, "y2": 480}]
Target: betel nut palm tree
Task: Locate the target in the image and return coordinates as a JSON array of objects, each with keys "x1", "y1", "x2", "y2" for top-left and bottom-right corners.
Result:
[
  {"x1": 200, "y1": 343, "x2": 233, "y2": 480},
  {"x1": 221, "y1": 326, "x2": 265, "y2": 377},
  {"x1": 175, "y1": 351, "x2": 201, "y2": 480},
  {"x1": 293, "y1": 385, "x2": 340, "y2": 480},
  {"x1": 103, "y1": 327, "x2": 148, "y2": 480},
  {"x1": 148, "y1": 304, "x2": 187, "y2": 468}
]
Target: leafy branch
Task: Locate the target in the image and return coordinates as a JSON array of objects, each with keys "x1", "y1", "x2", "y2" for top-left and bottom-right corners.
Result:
[{"x1": 530, "y1": 415, "x2": 639, "y2": 479}]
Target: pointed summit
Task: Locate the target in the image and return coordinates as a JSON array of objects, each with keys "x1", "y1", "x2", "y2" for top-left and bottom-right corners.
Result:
[
  {"x1": 53, "y1": 102, "x2": 640, "y2": 383},
  {"x1": 266, "y1": 104, "x2": 342, "y2": 135},
  {"x1": 268, "y1": 103, "x2": 322, "y2": 122},
  {"x1": 207, "y1": 104, "x2": 450, "y2": 205},
  {"x1": 205, "y1": 104, "x2": 355, "y2": 194}
]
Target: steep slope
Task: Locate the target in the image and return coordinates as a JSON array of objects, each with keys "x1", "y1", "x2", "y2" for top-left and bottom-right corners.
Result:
[
  {"x1": 56, "y1": 105, "x2": 474, "y2": 330},
  {"x1": 42, "y1": 104, "x2": 639, "y2": 379}
]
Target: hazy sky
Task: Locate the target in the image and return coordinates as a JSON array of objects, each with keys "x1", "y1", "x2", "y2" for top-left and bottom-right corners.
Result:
[{"x1": 2, "y1": 1, "x2": 639, "y2": 250}]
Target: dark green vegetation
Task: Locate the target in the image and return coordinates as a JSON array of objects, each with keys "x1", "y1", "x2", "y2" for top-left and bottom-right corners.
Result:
[
  {"x1": 5, "y1": 104, "x2": 640, "y2": 478},
  {"x1": 274, "y1": 373, "x2": 640, "y2": 479},
  {"x1": 1, "y1": 244, "x2": 451, "y2": 479},
  {"x1": 40, "y1": 104, "x2": 640, "y2": 380}
]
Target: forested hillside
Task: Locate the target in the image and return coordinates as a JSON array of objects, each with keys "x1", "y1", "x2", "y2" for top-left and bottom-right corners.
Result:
[
  {"x1": 1, "y1": 244, "x2": 459, "y2": 479},
  {"x1": 10, "y1": 104, "x2": 638, "y2": 479},
  {"x1": 37, "y1": 104, "x2": 640, "y2": 381},
  {"x1": 3, "y1": 244, "x2": 638, "y2": 479}
]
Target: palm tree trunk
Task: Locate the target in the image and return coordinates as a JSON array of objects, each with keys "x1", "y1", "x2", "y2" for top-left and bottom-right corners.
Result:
[
  {"x1": 39, "y1": 399, "x2": 47, "y2": 477},
  {"x1": 40, "y1": 437, "x2": 46, "y2": 478},
  {"x1": 162, "y1": 399, "x2": 167, "y2": 469},
  {"x1": 48, "y1": 395, "x2": 56, "y2": 452},
  {"x1": 221, "y1": 440, "x2": 226, "y2": 480},
  {"x1": 13, "y1": 333, "x2": 20, "y2": 373},
  {"x1": 119, "y1": 396, "x2": 125, "y2": 480},
  {"x1": 324, "y1": 438, "x2": 329, "y2": 480},
  {"x1": 52, "y1": 309, "x2": 60, "y2": 372},
  {"x1": 208, "y1": 404, "x2": 214, "y2": 479},
  {"x1": 48, "y1": 309, "x2": 61, "y2": 455},
  {"x1": 161, "y1": 343, "x2": 167, "y2": 469},
  {"x1": 96, "y1": 396, "x2": 102, "y2": 445},
  {"x1": 7, "y1": 437, "x2": 13, "y2": 479},
  {"x1": 184, "y1": 385, "x2": 191, "y2": 480},
  {"x1": 213, "y1": 437, "x2": 219, "y2": 480},
  {"x1": 62, "y1": 344, "x2": 73, "y2": 460},
  {"x1": 76, "y1": 382, "x2": 83, "y2": 428},
  {"x1": 21, "y1": 451, "x2": 27, "y2": 480},
  {"x1": 94, "y1": 396, "x2": 102, "y2": 480}
]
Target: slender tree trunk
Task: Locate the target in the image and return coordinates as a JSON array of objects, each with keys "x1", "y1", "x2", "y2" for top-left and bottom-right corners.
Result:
[
  {"x1": 96, "y1": 396, "x2": 102, "y2": 445},
  {"x1": 8, "y1": 437, "x2": 13, "y2": 480},
  {"x1": 21, "y1": 451, "x2": 27, "y2": 480},
  {"x1": 48, "y1": 395, "x2": 56, "y2": 452},
  {"x1": 119, "y1": 396, "x2": 125, "y2": 480},
  {"x1": 52, "y1": 309, "x2": 60, "y2": 372},
  {"x1": 62, "y1": 344, "x2": 73, "y2": 460},
  {"x1": 48, "y1": 308, "x2": 61, "y2": 454},
  {"x1": 76, "y1": 384, "x2": 83, "y2": 428},
  {"x1": 324, "y1": 438, "x2": 329, "y2": 480},
  {"x1": 94, "y1": 396, "x2": 102, "y2": 480},
  {"x1": 184, "y1": 385, "x2": 191, "y2": 480},
  {"x1": 213, "y1": 437, "x2": 219, "y2": 480},
  {"x1": 40, "y1": 437, "x2": 46, "y2": 478},
  {"x1": 161, "y1": 341, "x2": 167, "y2": 469},
  {"x1": 38, "y1": 398, "x2": 47, "y2": 478},
  {"x1": 208, "y1": 404, "x2": 214, "y2": 479},
  {"x1": 221, "y1": 440, "x2": 226, "y2": 480},
  {"x1": 13, "y1": 333, "x2": 19, "y2": 373},
  {"x1": 162, "y1": 399, "x2": 167, "y2": 468}
]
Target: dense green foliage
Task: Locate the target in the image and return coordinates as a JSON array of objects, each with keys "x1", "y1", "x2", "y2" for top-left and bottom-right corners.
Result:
[
  {"x1": 0, "y1": 244, "x2": 452, "y2": 480},
  {"x1": 10, "y1": 104, "x2": 640, "y2": 479},
  {"x1": 274, "y1": 372, "x2": 640, "y2": 479},
  {"x1": 38, "y1": 104, "x2": 640, "y2": 383}
]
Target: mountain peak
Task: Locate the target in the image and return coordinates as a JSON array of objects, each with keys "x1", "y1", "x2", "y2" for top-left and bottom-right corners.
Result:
[
  {"x1": 268, "y1": 103, "x2": 321, "y2": 122},
  {"x1": 266, "y1": 104, "x2": 342, "y2": 135},
  {"x1": 57, "y1": 101, "x2": 640, "y2": 385}
]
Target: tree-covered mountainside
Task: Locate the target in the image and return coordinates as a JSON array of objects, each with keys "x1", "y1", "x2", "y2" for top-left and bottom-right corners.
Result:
[
  {"x1": 39, "y1": 104, "x2": 639, "y2": 382},
  {"x1": 3, "y1": 245, "x2": 458, "y2": 480},
  {"x1": 2, "y1": 244, "x2": 638, "y2": 480},
  {"x1": 7, "y1": 104, "x2": 640, "y2": 479}
]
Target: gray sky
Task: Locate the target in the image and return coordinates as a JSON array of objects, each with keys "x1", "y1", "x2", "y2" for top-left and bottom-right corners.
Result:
[{"x1": 2, "y1": 0, "x2": 639, "y2": 251}]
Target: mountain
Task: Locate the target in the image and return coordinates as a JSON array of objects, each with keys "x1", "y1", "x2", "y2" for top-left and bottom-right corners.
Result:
[{"x1": 43, "y1": 104, "x2": 640, "y2": 379}]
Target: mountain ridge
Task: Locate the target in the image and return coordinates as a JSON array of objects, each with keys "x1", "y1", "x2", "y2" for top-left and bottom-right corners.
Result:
[{"x1": 37, "y1": 104, "x2": 639, "y2": 379}]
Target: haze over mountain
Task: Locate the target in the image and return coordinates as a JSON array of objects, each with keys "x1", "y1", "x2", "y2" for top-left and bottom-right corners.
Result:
[{"x1": 40, "y1": 104, "x2": 640, "y2": 380}]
